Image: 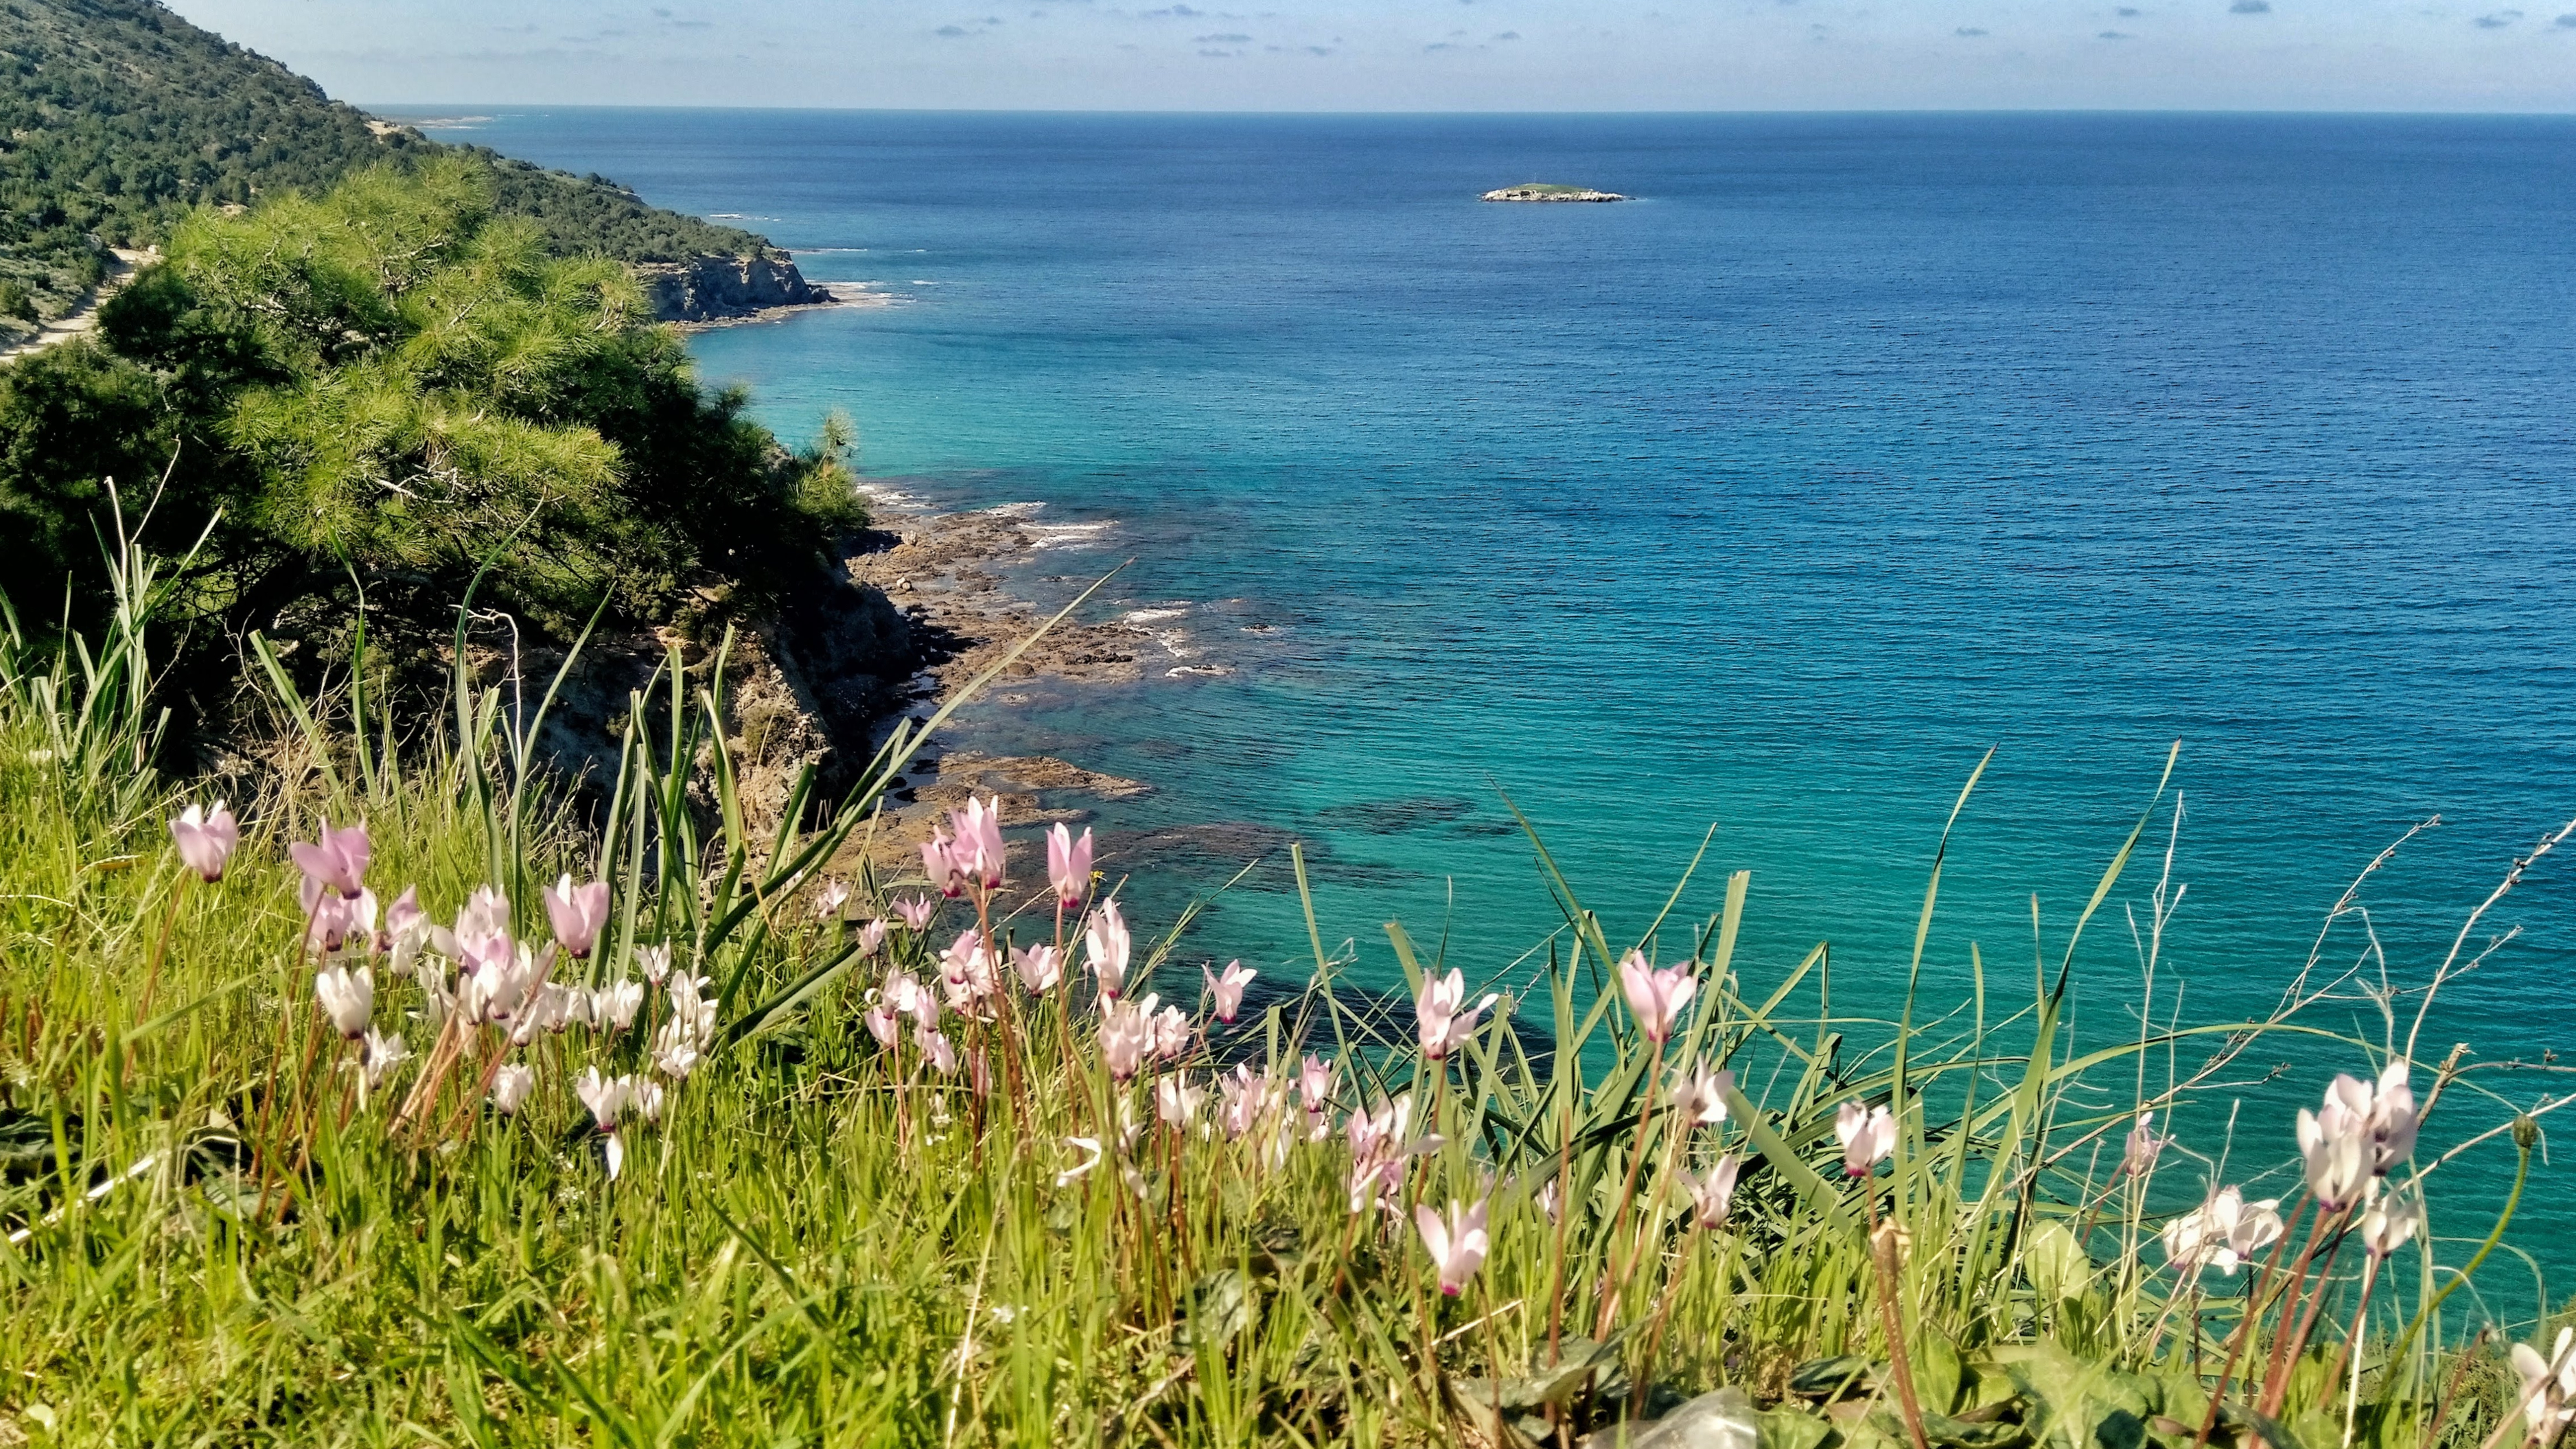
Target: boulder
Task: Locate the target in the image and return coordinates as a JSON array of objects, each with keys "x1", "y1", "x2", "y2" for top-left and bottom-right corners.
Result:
[{"x1": 1580, "y1": 1387, "x2": 1760, "y2": 1449}]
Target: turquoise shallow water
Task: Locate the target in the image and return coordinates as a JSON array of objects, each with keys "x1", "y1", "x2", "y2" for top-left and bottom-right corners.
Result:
[{"x1": 398, "y1": 108, "x2": 2576, "y2": 1260}]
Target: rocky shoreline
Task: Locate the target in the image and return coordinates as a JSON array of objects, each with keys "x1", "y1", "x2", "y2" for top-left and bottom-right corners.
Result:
[
  {"x1": 831, "y1": 500, "x2": 1227, "y2": 879},
  {"x1": 530, "y1": 489, "x2": 1310, "y2": 899}
]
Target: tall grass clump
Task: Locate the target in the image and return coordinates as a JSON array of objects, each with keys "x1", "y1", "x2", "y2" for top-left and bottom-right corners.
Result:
[{"x1": 1, "y1": 529, "x2": 2573, "y2": 1448}]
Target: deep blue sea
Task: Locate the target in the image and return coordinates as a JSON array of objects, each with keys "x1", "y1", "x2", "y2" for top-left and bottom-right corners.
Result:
[{"x1": 391, "y1": 109, "x2": 2576, "y2": 1273}]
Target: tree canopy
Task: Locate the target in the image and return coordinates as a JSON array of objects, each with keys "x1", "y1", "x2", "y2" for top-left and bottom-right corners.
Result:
[
  {"x1": 0, "y1": 157, "x2": 860, "y2": 683},
  {"x1": 0, "y1": 0, "x2": 773, "y2": 331}
]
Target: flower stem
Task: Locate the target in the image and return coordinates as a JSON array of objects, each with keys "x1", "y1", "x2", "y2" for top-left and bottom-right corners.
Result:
[
  {"x1": 1866, "y1": 1194, "x2": 1932, "y2": 1449},
  {"x1": 137, "y1": 870, "x2": 189, "y2": 1021},
  {"x1": 1592, "y1": 1036, "x2": 1667, "y2": 1338}
]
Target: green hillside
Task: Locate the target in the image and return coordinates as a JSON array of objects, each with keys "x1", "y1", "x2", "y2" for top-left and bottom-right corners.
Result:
[{"x1": 0, "y1": 0, "x2": 770, "y2": 334}]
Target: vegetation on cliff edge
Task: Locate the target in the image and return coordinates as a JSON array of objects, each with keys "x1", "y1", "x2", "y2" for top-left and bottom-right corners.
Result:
[
  {"x1": 0, "y1": 157, "x2": 859, "y2": 719},
  {"x1": 0, "y1": 0, "x2": 774, "y2": 332}
]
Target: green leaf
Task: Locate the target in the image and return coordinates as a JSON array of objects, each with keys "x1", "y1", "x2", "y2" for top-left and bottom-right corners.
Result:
[
  {"x1": 1758, "y1": 1409, "x2": 1836, "y2": 1449},
  {"x1": 2025, "y1": 1222, "x2": 2092, "y2": 1301}
]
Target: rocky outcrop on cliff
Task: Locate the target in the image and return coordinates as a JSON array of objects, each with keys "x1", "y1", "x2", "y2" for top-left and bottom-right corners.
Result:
[
  {"x1": 527, "y1": 569, "x2": 923, "y2": 843},
  {"x1": 637, "y1": 251, "x2": 832, "y2": 324}
]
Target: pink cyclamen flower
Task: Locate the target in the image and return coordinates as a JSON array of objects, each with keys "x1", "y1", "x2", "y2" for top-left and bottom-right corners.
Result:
[
  {"x1": 1669, "y1": 1060, "x2": 1734, "y2": 1128},
  {"x1": 1414, "y1": 969, "x2": 1499, "y2": 1062},
  {"x1": 864, "y1": 1001, "x2": 901, "y2": 1050},
  {"x1": 857, "y1": 919, "x2": 888, "y2": 957},
  {"x1": 634, "y1": 942, "x2": 673, "y2": 986},
  {"x1": 1047, "y1": 823, "x2": 1094, "y2": 909},
  {"x1": 922, "y1": 830, "x2": 964, "y2": 898},
  {"x1": 1150, "y1": 1003, "x2": 1191, "y2": 1061},
  {"x1": 386, "y1": 891, "x2": 431, "y2": 981},
  {"x1": 653, "y1": 1025, "x2": 703, "y2": 1081},
  {"x1": 919, "y1": 1025, "x2": 958, "y2": 1075},
  {"x1": 1156, "y1": 1072, "x2": 1207, "y2": 1127},
  {"x1": 2121, "y1": 1111, "x2": 2164, "y2": 1178},
  {"x1": 1413, "y1": 1198, "x2": 1491, "y2": 1297},
  {"x1": 883, "y1": 968, "x2": 938, "y2": 1032},
  {"x1": 384, "y1": 885, "x2": 426, "y2": 944},
  {"x1": 1299, "y1": 1054, "x2": 1336, "y2": 1115},
  {"x1": 490, "y1": 1064, "x2": 535, "y2": 1115},
  {"x1": 1617, "y1": 950, "x2": 1697, "y2": 1045},
  {"x1": 2511, "y1": 1330, "x2": 2576, "y2": 1447},
  {"x1": 592, "y1": 980, "x2": 645, "y2": 1033},
  {"x1": 1100, "y1": 995, "x2": 1154, "y2": 1082},
  {"x1": 894, "y1": 895, "x2": 938, "y2": 931},
  {"x1": 1345, "y1": 1094, "x2": 1444, "y2": 1214},
  {"x1": 1087, "y1": 899, "x2": 1132, "y2": 1000},
  {"x1": 536, "y1": 982, "x2": 583, "y2": 1034},
  {"x1": 813, "y1": 877, "x2": 852, "y2": 920},
  {"x1": 2323, "y1": 1061, "x2": 2418, "y2": 1175},
  {"x1": 949, "y1": 795, "x2": 1006, "y2": 890},
  {"x1": 941, "y1": 929, "x2": 995, "y2": 1006},
  {"x1": 2161, "y1": 1186, "x2": 2284, "y2": 1275},
  {"x1": 301, "y1": 881, "x2": 348, "y2": 952},
  {"x1": 2359, "y1": 1183, "x2": 2420, "y2": 1260},
  {"x1": 340, "y1": 887, "x2": 380, "y2": 952},
  {"x1": 575, "y1": 1066, "x2": 629, "y2": 1132},
  {"x1": 1013, "y1": 942, "x2": 1065, "y2": 993},
  {"x1": 314, "y1": 963, "x2": 373, "y2": 1037},
  {"x1": 1205, "y1": 960, "x2": 1255, "y2": 1023},
  {"x1": 456, "y1": 883, "x2": 509, "y2": 944},
  {"x1": 543, "y1": 874, "x2": 611, "y2": 957},
  {"x1": 1216, "y1": 1064, "x2": 1270, "y2": 1140},
  {"x1": 2297, "y1": 1096, "x2": 2372, "y2": 1212},
  {"x1": 288, "y1": 820, "x2": 370, "y2": 898},
  {"x1": 1690, "y1": 1154, "x2": 1743, "y2": 1229},
  {"x1": 170, "y1": 801, "x2": 239, "y2": 882},
  {"x1": 1835, "y1": 1101, "x2": 1895, "y2": 1178},
  {"x1": 360, "y1": 1029, "x2": 408, "y2": 1091}
]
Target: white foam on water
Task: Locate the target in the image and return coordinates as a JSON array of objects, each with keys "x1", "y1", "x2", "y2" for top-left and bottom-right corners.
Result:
[
  {"x1": 1121, "y1": 607, "x2": 1188, "y2": 624},
  {"x1": 857, "y1": 482, "x2": 932, "y2": 511},
  {"x1": 1030, "y1": 523, "x2": 1114, "y2": 549}
]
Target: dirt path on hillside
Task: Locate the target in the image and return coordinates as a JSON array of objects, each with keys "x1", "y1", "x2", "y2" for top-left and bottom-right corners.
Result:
[{"x1": 0, "y1": 248, "x2": 150, "y2": 364}]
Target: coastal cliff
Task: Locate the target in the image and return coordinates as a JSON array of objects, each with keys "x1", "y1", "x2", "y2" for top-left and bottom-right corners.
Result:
[{"x1": 636, "y1": 251, "x2": 833, "y2": 323}]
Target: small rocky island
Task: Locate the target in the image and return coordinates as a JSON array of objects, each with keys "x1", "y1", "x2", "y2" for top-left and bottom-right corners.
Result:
[{"x1": 1481, "y1": 183, "x2": 1629, "y2": 202}]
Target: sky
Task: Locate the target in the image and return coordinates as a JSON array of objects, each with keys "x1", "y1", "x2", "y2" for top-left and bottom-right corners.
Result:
[{"x1": 165, "y1": 0, "x2": 2576, "y2": 111}]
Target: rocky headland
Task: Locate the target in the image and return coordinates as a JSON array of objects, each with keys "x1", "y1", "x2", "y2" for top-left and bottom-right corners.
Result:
[{"x1": 639, "y1": 251, "x2": 851, "y2": 325}]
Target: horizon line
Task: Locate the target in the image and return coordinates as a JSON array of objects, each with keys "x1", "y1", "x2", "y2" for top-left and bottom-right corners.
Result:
[{"x1": 356, "y1": 102, "x2": 2576, "y2": 119}]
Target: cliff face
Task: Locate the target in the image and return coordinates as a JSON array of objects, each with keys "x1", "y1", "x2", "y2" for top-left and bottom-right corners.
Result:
[{"x1": 638, "y1": 252, "x2": 831, "y2": 323}]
